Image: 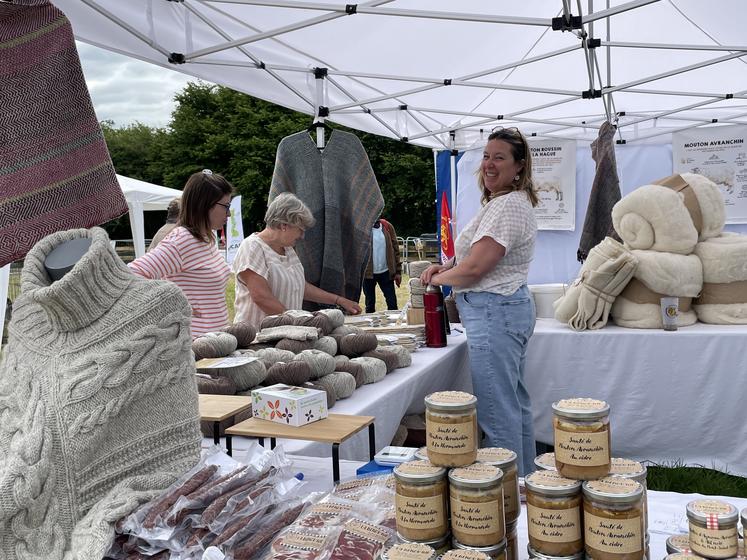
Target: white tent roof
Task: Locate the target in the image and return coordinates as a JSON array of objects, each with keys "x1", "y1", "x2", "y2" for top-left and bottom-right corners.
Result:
[
  {"x1": 58, "y1": 0, "x2": 747, "y2": 149},
  {"x1": 117, "y1": 174, "x2": 181, "y2": 211}
]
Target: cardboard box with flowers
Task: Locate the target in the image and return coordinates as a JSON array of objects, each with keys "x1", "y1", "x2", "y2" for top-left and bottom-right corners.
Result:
[{"x1": 251, "y1": 384, "x2": 328, "y2": 427}]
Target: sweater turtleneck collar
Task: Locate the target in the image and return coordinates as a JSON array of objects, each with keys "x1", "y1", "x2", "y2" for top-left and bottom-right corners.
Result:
[{"x1": 21, "y1": 227, "x2": 134, "y2": 333}]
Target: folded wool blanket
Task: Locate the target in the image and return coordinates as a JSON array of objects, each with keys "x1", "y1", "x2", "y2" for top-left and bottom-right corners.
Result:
[
  {"x1": 612, "y1": 184, "x2": 698, "y2": 255},
  {"x1": 554, "y1": 237, "x2": 638, "y2": 331},
  {"x1": 654, "y1": 173, "x2": 725, "y2": 241},
  {"x1": 611, "y1": 249, "x2": 702, "y2": 328},
  {"x1": 255, "y1": 325, "x2": 320, "y2": 343},
  {"x1": 693, "y1": 233, "x2": 747, "y2": 323}
]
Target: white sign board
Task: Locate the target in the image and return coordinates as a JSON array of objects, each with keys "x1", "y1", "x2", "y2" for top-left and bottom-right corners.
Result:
[
  {"x1": 225, "y1": 195, "x2": 245, "y2": 264},
  {"x1": 528, "y1": 138, "x2": 576, "y2": 231},
  {"x1": 673, "y1": 125, "x2": 747, "y2": 224}
]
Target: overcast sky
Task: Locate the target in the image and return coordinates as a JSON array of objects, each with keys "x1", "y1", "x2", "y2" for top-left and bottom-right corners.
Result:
[{"x1": 77, "y1": 42, "x2": 199, "y2": 129}]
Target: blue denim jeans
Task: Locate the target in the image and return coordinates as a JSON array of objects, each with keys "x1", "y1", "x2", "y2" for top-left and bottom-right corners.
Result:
[{"x1": 456, "y1": 285, "x2": 536, "y2": 476}]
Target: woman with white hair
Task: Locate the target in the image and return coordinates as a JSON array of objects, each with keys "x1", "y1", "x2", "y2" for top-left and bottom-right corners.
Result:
[{"x1": 233, "y1": 193, "x2": 361, "y2": 328}]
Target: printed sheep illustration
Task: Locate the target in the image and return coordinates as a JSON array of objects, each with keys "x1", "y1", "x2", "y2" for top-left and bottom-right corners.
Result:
[
  {"x1": 535, "y1": 179, "x2": 563, "y2": 201},
  {"x1": 691, "y1": 167, "x2": 735, "y2": 195}
]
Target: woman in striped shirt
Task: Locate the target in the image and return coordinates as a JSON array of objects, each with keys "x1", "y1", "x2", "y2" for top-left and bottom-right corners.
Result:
[
  {"x1": 129, "y1": 170, "x2": 232, "y2": 338},
  {"x1": 233, "y1": 193, "x2": 361, "y2": 328}
]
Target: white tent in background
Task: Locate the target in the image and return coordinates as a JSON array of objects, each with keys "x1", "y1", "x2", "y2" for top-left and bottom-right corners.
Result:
[{"x1": 117, "y1": 174, "x2": 182, "y2": 258}]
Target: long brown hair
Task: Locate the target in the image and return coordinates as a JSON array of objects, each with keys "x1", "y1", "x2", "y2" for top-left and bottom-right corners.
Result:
[
  {"x1": 477, "y1": 127, "x2": 539, "y2": 207},
  {"x1": 179, "y1": 170, "x2": 234, "y2": 242}
]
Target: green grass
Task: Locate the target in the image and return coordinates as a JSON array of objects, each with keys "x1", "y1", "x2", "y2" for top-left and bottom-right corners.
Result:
[{"x1": 647, "y1": 463, "x2": 747, "y2": 497}]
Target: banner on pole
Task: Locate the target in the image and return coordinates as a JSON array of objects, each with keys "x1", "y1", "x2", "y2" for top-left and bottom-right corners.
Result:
[
  {"x1": 440, "y1": 190, "x2": 455, "y2": 264},
  {"x1": 226, "y1": 195, "x2": 244, "y2": 264},
  {"x1": 673, "y1": 125, "x2": 747, "y2": 224}
]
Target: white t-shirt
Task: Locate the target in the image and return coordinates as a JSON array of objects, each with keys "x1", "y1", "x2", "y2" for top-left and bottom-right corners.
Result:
[
  {"x1": 232, "y1": 233, "x2": 306, "y2": 328},
  {"x1": 371, "y1": 225, "x2": 388, "y2": 274},
  {"x1": 454, "y1": 191, "x2": 536, "y2": 295}
]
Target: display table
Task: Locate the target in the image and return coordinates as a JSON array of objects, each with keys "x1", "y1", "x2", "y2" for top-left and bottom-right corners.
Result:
[
  {"x1": 526, "y1": 318, "x2": 747, "y2": 476},
  {"x1": 226, "y1": 414, "x2": 375, "y2": 483},
  {"x1": 223, "y1": 331, "x2": 471, "y2": 461},
  {"x1": 197, "y1": 394, "x2": 252, "y2": 455}
]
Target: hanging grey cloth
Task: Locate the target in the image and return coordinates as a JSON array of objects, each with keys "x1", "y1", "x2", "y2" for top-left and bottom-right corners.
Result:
[{"x1": 577, "y1": 121, "x2": 622, "y2": 262}]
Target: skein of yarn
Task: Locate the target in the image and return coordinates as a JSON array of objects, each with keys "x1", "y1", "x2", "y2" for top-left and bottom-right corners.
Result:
[
  {"x1": 264, "y1": 361, "x2": 312, "y2": 386},
  {"x1": 331, "y1": 325, "x2": 362, "y2": 337},
  {"x1": 350, "y1": 357, "x2": 387, "y2": 384},
  {"x1": 260, "y1": 314, "x2": 294, "y2": 329},
  {"x1": 220, "y1": 321, "x2": 257, "y2": 348},
  {"x1": 303, "y1": 381, "x2": 336, "y2": 409},
  {"x1": 256, "y1": 348, "x2": 296, "y2": 369},
  {"x1": 293, "y1": 349, "x2": 336, "y2": 379},
  {"x1": 408, "y1": 260, "x2": 432, "y2": 278},
  {"x1": 334, "y1": 360, "x2": 366, "y2": 388},
  {"x1": 316, "y1": 309, "x2": 345, "y2": 329},
  {"x1": 305, "y1": 313, "x2": 334, "y2": 335},
  {"x1": 362, "y1": 349, "x2": 398, "y2": 373},
  {"x1": 286, "y1": 310, "x2": 314, "y2": 324},
  {"x1": 316, "y1": 372, "x2": 356, "y2": 400},
  {"x1": 197, "y1": 359, "x2": 267, "y2": 392},
  {"x1": 378, "y1": 345, "x2": 412, "y2": 368},
  {"x1": 313, "y1": 336, "x2": 337, "y2": 356},
  {"x1": 276, "y1": 338, "x2": 315, "y2": 353},
  {"x1": 339, "y1": 332, "x2": 379, "y2": 357},
  {"x1": 333, "y1": 354, "x2": 350, "y2": 368},
  {"x1": 196, "y1": 374, "x2": 237, "y2": 395},
  {"x1": 257, "y1": 325, "x2": 319, "y2": 342},
  {"x1": 192, "y1": 332, "x2": 238, "y2": 360}
]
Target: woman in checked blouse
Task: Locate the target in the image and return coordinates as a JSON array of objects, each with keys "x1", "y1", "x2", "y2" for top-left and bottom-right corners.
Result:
[
  {"x1": 233, "y1": 193, "x2": 361, "y2": 328},
  {"x1": 420, "y1": 128, "x2": 539, "y2": 475}
]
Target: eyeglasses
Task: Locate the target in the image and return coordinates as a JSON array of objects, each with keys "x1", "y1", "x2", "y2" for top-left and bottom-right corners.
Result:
[
  {"x1": 214, "y1": 201, "x2": 231, "y2": 213},
  {"x1": 491, "y1": 126, "x2": 521, "y2": 134}
]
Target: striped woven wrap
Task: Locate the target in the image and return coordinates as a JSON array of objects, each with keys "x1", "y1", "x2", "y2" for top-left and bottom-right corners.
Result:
[{"x1": 0, "y1": 2, "x2": 128, "y2": 266}]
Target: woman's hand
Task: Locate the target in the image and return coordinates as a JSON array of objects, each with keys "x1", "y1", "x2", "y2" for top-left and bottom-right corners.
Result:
[
  {"x1": 337, "y1": 297, "x2": 362, "y2": 315},
  {"x1": 420, "y1": 264, "x2": 447, "y2": 285}
]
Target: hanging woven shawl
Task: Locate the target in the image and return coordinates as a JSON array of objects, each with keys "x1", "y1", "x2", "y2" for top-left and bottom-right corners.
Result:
[
  {"x1": 270, "y1": 130, "x2": 384, "y2": 305},
  {"x1": 0, "y1": 1, "x2": 128, "y2": 266}
]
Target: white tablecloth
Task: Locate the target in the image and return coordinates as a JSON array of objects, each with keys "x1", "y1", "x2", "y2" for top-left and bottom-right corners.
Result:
[
  {"x1": 526, "y1": 318, "x2": 747, "y2": 476},
  {"x1": 226, "y1": 332, "x2": 471, "y2": 461}
]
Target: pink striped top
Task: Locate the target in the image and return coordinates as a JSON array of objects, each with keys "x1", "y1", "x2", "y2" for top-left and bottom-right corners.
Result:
[{"x1": 128, "y1": 226, "x2": 231, "y2": 338}]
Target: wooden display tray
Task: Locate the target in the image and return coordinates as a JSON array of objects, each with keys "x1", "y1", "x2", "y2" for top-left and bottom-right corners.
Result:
[
  {"x1": 198, "y1": 394, "x2": 253, "y2": 456},
  {"x1": 227, "y1": 413, "x2": 376, "y2": 483}
]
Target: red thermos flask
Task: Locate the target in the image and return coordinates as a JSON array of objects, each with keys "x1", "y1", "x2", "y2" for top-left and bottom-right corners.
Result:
[{"x1": 424, "y1": 284, "x2": 448, "y2": 348}]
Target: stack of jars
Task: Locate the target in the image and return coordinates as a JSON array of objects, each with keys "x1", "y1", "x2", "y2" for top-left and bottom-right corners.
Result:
[
  {"x1": 393, "y1": 391, "x2": 520, "y2": 560},
  {"x1": 525, "y1": 398, "x2": 648, "y2": 560}
]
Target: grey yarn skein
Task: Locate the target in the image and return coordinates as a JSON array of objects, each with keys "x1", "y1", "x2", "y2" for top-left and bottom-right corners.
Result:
[
  {"x1": 316, "y1": 372, "x2": 356, "y2": 400},
  {"x1": 316, "y1": 308, "x2": 344, "y2": 329},
  {"x1": 260, "y1": 314, "x2": 294, "y2": 329},
  {"x1": 408, "y1": 260, "x2": 432, "y2": 278},
  {"x1": 196, "y1": 375, "x2": 237, "y2": 395},
  {"x1": 379, "y1": 345, "x2": 412, "y2": 368},
  {"x1": 293, "y1": 349, "x2": 336, "y2": 380},
  {"x1": 331, "y1": 325, "x2": 362, "y2": 337},
  {"x1": 220, "y1": 321, "x2": 257, "y2": 348},
  {"x1": 192, "y1": 332, "x2": 238, "y2": 359},
  {"x1": 361, "y1": 349, "x2": 398, "y2": 373},
  {"x1": 264, "y1": 361, "x2": 312, "y2": 386},
  {"x1": 276, "y1": 338, "x2": 315, "y2": 353},
  {"x1": 334, "y1": 361, "x2": 366, "y2": 388},
  {"x1": 339, "y1": 333, "x2": 379, "y2": 357},
  {"x1": 313, "y1": 336, "x2": 337, "y2": 356},
  {"x1": 350, "y1": 357, "x2": 387, "y2": 384},
  {"x1": 304, "y1": 381, "x2": 336, "y2": 409},
  {"x1": 305, "y1": 314, "x2": 334, "y2": 335},
  {"x1": 256, "y1": 348, "x2": 296, "y2": 369},
  {"x1": 333, "y1": 354, "x2": 350, "y2": 368},
  {"x1": 197, "y1": 359, "x2": 267, "y2": 391}
]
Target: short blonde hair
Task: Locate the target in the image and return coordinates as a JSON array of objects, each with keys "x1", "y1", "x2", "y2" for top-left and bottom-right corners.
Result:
[{"x1": 265, "y1": 193, "x2": 316, "y2": 230}]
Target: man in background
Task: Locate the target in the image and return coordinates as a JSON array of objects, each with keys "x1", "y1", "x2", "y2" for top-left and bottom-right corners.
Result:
[
  {"x1": 148, "y1": 197, "x2": 180, "y2": 251},
  {"x1": 363, "y1": 217, "x2": 401, "y2": 312}
]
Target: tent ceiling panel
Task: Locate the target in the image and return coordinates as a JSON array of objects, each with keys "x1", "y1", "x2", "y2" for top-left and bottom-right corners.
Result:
[{"x1": 57, "y1": 0, "x2": 747, "y2": 148}]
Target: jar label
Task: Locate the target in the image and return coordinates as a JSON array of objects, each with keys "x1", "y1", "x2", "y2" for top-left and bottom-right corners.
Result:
[
  {"x1": 690, "y1": 499, "x2": 735, "y2": 516},
  {"x1": 395, "y1": 494, "x2": 446, "y2": 531},
  {"x1": 450, "y1": 497, "x2": 503, "y2": 535},
  {"x1": 554, "y1": 429, "x2": 609, "y2": 466},
  {"x1": 396, "y1": 460, "x2": 444, "y2": 476},
  {"x1": 688, "y1": 523, "x2": 738, "y2": 557},
  {"x1": 585, "y1": 512, "x2": 643, "y2": 554},
  {"x1": 451, "y1": 463, "x2": 501, "y2": 482},
  {"x1": 610, "y1": 458, "x2": 645, "y2": 476},
  {"x1": 586, "y1": 477, "x2": 640, "y2": 495},
  {"x1": 556, "y1": 398, "x2": 607, "y2": 411},
  {"x1": 427, "y1": 421, "x2": 475, "y2": 455},
  {"x1": 526, "y1": 470, "x2": 579, "y2": 489},
  {"x1": 535, "y1": 453, "x2": 557, "y2": 470},
  {"x1": 386, "y1": 543, "x2": 436, "y2": 560},
  {"x1": 427, "y1": 391, "x2": 475, "y2": 404},
  {"x1": 477, "y1": 447, "x2": 517, "y2": 465},
  {"x1": 527, "y1": 503, "x2": 581, "y2": 542},
  {"x1": 442, "y1": 551, "x2": 490, "y2": 560}
]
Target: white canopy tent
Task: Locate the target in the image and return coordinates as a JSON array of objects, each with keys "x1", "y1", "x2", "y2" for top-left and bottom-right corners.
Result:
[
  {"x1": 56, "y1": 0, "x2": 747, "y2": 150},
  {"x1": 117, "y1": 174, "x2": 182, "y2": 258}
]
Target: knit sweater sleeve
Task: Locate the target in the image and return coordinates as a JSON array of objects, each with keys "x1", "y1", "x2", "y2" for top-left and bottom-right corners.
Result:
[{"x1": 128, "y1": 228, "x2": 185, "y2": 279}]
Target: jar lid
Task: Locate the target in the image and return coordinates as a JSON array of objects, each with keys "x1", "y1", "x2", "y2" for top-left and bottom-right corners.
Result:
[
  {"x1": 415, "y1": 446, "x2": 429, "y2": 461},
  {"x1": 552, "y1": 397, "x2": 609, "y2": 419},
  {"x1": 665, "y1": 534, "x2": 692, "y2": 554},
  {"x1": 534, "y1": 452, "x2": 557, "y2": 471},
  {"x1": 394, "y1": 460, "x2": 446, "y2": 484},
  {"x1": 449, "y1": 463, "x2": 503, "y2": 488},
  {"x1": 440, "y1": 549, "x2": 491, "y2": 560},
  {"x1": 525, "y1": 470, "x2": 581, "y2": 496},
  {"x1": 452, "y1": 537, "x2": 507, "y2": 556},
  {"x1": 663, "y1": 555, "x2": 703, "y2": 560},
  {"x1": 582, "y1": 477, "x2": 643, "y2": 503},
  {"x1": 397, "y1": 531, "x2": 451, "y2": 550},
  {"x1": 686, "y1": 499, "x2": 738, "y2": 525},
  {"x1": 527, "y1": 543, "x2": 585, "y2": 560},
  {"x1": 425, "y1": 391, "x2": 477, "y2": 412},
  {"x1": 609, "y1": 458, "x2": 647, "y2": 484},
  {"x1": 476, "y1": 447, "x2": 517, "y2": 469},
  {"x1": 381, "y1": 542, "x2": 437, "y2": 560}
]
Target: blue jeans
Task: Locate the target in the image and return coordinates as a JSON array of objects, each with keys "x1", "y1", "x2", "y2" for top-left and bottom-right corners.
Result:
[{"x1": 456, "y1": 286, "x2": 536, "y2": 476}]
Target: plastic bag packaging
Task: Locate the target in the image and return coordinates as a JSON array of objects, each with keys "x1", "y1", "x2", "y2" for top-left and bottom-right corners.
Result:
[
  {"x1": 327, "y1": 516, "x2": 396, "y2": 560},
  {"x1": 330, "y1": 472, "x2": 393, "y2": 502}
]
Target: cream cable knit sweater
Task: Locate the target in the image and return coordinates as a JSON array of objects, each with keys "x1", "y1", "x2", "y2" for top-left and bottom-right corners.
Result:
[{"x1": 0, "y1": 228, "x2": 201, "y2": 559}]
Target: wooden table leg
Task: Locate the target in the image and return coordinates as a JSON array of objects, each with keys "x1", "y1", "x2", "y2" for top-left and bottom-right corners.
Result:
[
  {"x1": 368, "y1": 423, "x2": 376, "y2": 460},
  {"x1": 271, "y1": 437, "x2": 277, "y2": 450},
  {"x1": 258, "y1": 437, "x2": 265, "y2": 447},
  {"x1": 332, "y1": 443, "x2": 340, "y2": 484}
]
